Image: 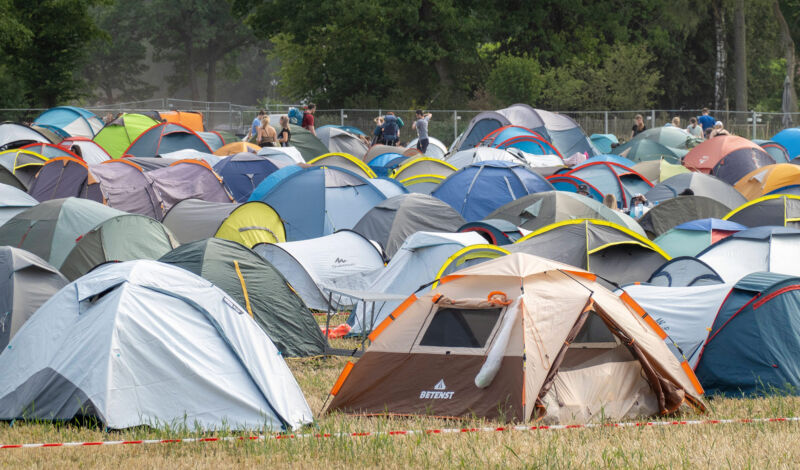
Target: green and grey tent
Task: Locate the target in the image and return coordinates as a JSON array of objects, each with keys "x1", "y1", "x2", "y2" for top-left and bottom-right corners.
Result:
[
  {"x1": 60, "y1": 214, "x2": 180, "y2": 281},
  {"x1": 0, "y1": 246, "x2": 67, "y2": 349},
  {"x1": 288, "y1": 124, "x2": 329, "y2": 162},
  {"x1": 637, "y1": 196, "x2": 732, "y2": 239},
  {"x1": 158, "y1": 238, "x2": 325, "y2": 357},
  {"x1": 0, "y1": 198, "x2": 124, "y2": 268},
  {"x1": 93, "y1": 113, "x2": 160, "y2": 158}
]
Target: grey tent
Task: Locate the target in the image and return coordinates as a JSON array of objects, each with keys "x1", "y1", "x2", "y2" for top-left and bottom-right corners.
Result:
[
  {"x1": 317, "y1": 126, "x2": 369, "y2": 157},
  {"x1": 159, "y1": 238, "x2": 325, "y2": 357},
  {"x1": 289, "y1": 124, "x2": 329, "y2": 161},
  {"x1": 0, "y1": 149, "x2": 47, "y2": 190},
  {"x1": 0, "y1": 183, "x2": 38, "y2": 226},
  {"x1": 0, "y1": 198, "x2": 124, "y2": 268},
  {"x1": 647, "y1": 257, "x2": 725, "y2": 287},
  {"x1": 507, "y1": 219, "x2": 670, "y2": 287},
  {"x1": 162, "y1": 199, "x2": 242, "y2": 244},
  {"x1": 0, "y1": 246, "x2": 67, "y2": 349},
  {"x1": 723, "y1": 194, "x2": 800, "y2": 228},
  {"x1": 60, "y1": 214, "x2": 179, "y2": 281},
  {"x1": 486, "y1": 191, "x2": 645, "y2": 236},
  {"x1": 645, "y1": 173, "x2": 746, "y2": 210},
  {"x1": 352, "y1": 194, "x2": 466, "y2": 258},
  {"x1": 637, "y1": 196, "x2": 732, "y2": 239},
  {"x1": 0, "y1": 123, "x2": 50, "y2": 151}
]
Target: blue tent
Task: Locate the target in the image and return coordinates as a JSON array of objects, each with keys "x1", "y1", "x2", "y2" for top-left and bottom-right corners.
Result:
[
  {"x1": 431, "y1": 160, "x2": 554, "y2": 222},
  {"x1": 368, "y1": 152, "x2": 407, "y2": 177},
  {"x1": 754, "y1": 140, "x2": 790, "y2": 164},
  {"x1": 695, "y1": 272, "x2": 800, "y2": 396},
  {"x1": 213, "y1": 153, "x2": 280, "y2": 202},
  {"x1": 585, "y1": 153, "x2": 635, "y2": 168},
  {"x1": 125, "y1": 122, "x2": 213, "y2": 157},
  {"x1": 547, "y1": 175, "x2": 605, "y2": 202},
  {"x1": 551, "y1": 161, "x2": 652, "y2": 209},
  {"x1": 480, "y1": 125, "x2": 561, "y2": 157},
  {"x1": 772, "y1": 128, "x2": 800, "y2": 160},
  {"x1": 249, "y1": 166, "x2": 386, "y2": 240},
  {"x1": 33, "y1": 106, "x2": 104, "y2": 138},
  {"x1": 590, "y1": 134, "x2": 619, "y2": 154}
]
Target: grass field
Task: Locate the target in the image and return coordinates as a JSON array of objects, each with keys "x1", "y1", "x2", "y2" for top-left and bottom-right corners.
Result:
[{"x1": 2, "y1": 330, "x2": 800, "y2": 468}]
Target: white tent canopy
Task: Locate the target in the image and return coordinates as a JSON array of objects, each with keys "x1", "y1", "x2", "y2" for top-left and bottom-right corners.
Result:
[
  {"x1": 697, "y1": 228, "x2": 800, "y2": 282},
  {"x1": 0, "y1": 260, "x2": 312, "y2": 431},
  {"x1": 446, "y1": 147, "x2": 563, "y2": 170}
]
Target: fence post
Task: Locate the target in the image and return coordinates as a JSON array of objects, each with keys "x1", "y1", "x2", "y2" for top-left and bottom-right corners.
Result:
[
  {"x1": 453, "y1": 111, "x2": 458, "y2": 143},
  {"x1": 340, "y1": 109, "x2": 344, "y2": 126},
  {"x1": 752, "y1": 110, "x2": 757, "y2": 140},
  {"x1": 604, "y1": 111, "x2": 609, "y2": 134},
  {"x1": 650, "y1": 110, "x2": 656, "y2": 127}
]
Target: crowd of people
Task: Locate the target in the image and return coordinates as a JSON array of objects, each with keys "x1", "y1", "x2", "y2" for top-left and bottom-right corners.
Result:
[{"x1": 630, "y1": 107, "x2": 731, "y2": 141}]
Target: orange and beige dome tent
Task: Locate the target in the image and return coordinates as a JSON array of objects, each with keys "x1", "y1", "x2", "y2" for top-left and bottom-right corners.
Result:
[
  {"x1": 326, "y1": 252, "x2": 705, "y2": 424},
  {"x1": 214, "y1": 141, "x2": 261, "y2": 156},
  {"x1": 734, "y1": 163, "x2": 800, "y2": 200}
]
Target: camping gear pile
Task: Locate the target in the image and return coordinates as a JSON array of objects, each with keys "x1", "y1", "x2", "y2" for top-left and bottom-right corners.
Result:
[{"x1": 4, "y1": 104, "x2": 800, "y2": 431}]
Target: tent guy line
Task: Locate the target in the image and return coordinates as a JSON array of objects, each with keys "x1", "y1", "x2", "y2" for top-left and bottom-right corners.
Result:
[{"x1": 2, "y1": 416, "x2": 798, "y2": 450}]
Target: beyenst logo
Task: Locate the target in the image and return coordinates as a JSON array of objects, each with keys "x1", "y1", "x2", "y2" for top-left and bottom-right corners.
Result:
[{"x1": 420, "y1": 379, "x2": 454, "y2": 399}]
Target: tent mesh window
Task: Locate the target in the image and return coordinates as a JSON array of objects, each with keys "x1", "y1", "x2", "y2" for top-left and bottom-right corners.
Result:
[
  {"x1": 419, "y1": 307, "x2": 502, "y2": 348},
  {"x1": 561, "y1": 311, "x2": 626, "y2": 368}
]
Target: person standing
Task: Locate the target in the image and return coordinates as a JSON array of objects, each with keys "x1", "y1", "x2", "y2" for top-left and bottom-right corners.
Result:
[
  {"x1": 412, "y1": 110, "x2": 432, "y2": 153},
  {"x1": 698, "y1": 108, "x2": 716, "y2": 136},
  {"x1": 381, "y1": 112, "x2": 400, "y2": 146},
  {"x1": 257, "y1": 115, "x2": 278, "y2": 147},
  {"x1": 302, "y1": 103, "x2": 316, "y2": 136},
  {"x1": 372, "y1": 116, "x2": 384, "y2": 145},
  {"x1": 686, "y1": 117, "x2": 703, "y2": 138},
  {"x1": 630, "y1": 114, "x2": 647, "y2": 139},
  {"x1": 245, "y1": 109, "x2": 265, "y2": 142},
  {"x1": 278, "y1": 115, "x2": 291, "y2": 147},
  {"x1": 709, "y1": 121, "x2": 731, "y2": 138}
]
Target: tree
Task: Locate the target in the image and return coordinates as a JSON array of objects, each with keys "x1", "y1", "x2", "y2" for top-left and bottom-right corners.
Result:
[
  {"x1": 734, "y1": 0, "x2": 747, "y2": 110},
  {"x1": 712, "y1": 0, "x2": 728, "y2": 109},
  {"x1": 485, "y1": 54, "x2": 545, "y2": 106},
  {"x1": 3, "y1": 0, "x2": 104, "y2": 107},
  {"x1": 775, "y1": 0, "x2": 798, "y2": 113}
]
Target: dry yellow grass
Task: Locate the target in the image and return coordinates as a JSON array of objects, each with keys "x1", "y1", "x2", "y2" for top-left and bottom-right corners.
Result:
[{"x1": 1, "y1": 337, "x2": 800, "y2": 468}]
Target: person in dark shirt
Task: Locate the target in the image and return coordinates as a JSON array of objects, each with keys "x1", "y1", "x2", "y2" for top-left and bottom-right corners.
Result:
[
  {"x1": 302, "y1": 103, "x2": 316, "y2": 136},
  {"x1": 278, "y1": 115, "x2": 291, "y2": 147},
  {"x1": 630, "y1": 114, "x2": 647, "y2": 139}
]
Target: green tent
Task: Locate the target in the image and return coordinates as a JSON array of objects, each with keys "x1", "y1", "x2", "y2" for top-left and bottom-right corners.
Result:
[
  {"x1": 158, "y1": 238, "x2": 325, "y2": 357},
  {"x1": 60, "y1": 214, "x2": 180, "y2": 281},
  {"x1": 613, "y1": 139, "x2": 686, "y2": 164},
  {"x1": 0, "y1": 198, "x2": 124, "y2": 268},
  {"x1": 289, "y1": 124, "x2": 329, "y2": 162},
  {"x1": 93, "y1": 113, "x2": 160, "y2": 158}
]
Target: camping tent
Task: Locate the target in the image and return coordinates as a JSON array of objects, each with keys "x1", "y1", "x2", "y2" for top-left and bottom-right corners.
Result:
[
  {"x1": 507, "y1": 219, "x2": 670, "y2": 286},
  {"x1": 647, "y1": 256, "x2": 725, "y2": 287},
  {"x1": 453, "y1": 104, "x2": 596, "y2": 158},
  {"x1": 124, "y1": 122, "x2": 213, "y2": 157},
  {"x1": 60, "y1": 214, "x2": 179, "y2": 281},
  {"x1": 158, "y1": 110, "x2": 204, "y2": 131},
  {"x1": 754, "y1": 140, "x2": 790, "y2": 163},
  {"x1": 632, "y1": 159, "x2": 690, "y2": 183},
  {"x1": 366, "y1": 152, "x2": 408, "y2": 177},
  {"x1": 328, "y1": 253, "x2": 704, "y2": 423},
  {"x1": 162, "y1": 199, "x2": 285, "y2": 247},
  {"x1": 345, "y1": 231, "x2": 498, "y2": 334},
  {"x1": 27, "y1": 157, "x2": 103, "y2": 203},
  {"x1": 0, "y1": 197, "x2": 124, "y2": 268},
  {"x1": 734, "y1": 163, "x2": 800, "y2": 200},
  {"x1": 406, "y1": 136, "x2": 448, "y2": 158},
  {"x1": 214, "y1": 141, "x2": 261, "y2": 156},
  {"x1": 696, "y1": 226, "x2": 800, "y2": 282},
  {"x1": 645, "y1": 172, "x2": 746, "y2": 210},
  {"x1": 257, "y1": 145, "x2": 305, "y2": 164},
  {"x1": 309, "y1": 152, "x2": 376, "y2": 179},
  {"x1": 33, "y1": 106, "x2": 104, "y2": 138},
  {"x1": 0, "y1": 149, "x2": 47, "y2": 190},
  {"x1": 213, "y1": 152, "x2": 281, "y2": 202},
  {"x1": 446, "y1": 146, "x2": 563, "y2": 170},
  {"x1": 0, "y1": 260, "x2": 312, "y2": 430},
  {"x1": 590, "y1": 134, "x2": 619, "y2": 153},
  {"x1": 550, "y1": 161, "x2": 653, "y2": 209},
  {"x1": 0, "y1": 183, "x2": 38, "y2": 226},
  {"x1": 254, "y1": 230, "x2": 385, "y2": 310},
  {"x1": 288, "y1": 124, "x2": 328, "y2": 161},
  {"x1": 317, "y1": 126, "x2": 369, "y2": 157},
  {"x1": 653, "y1": 218, "x2": 747, "y2": 257},
  {"x1": 0, "y1": 246, "x2": 67, "y2": 350},
  {"x1": 637, "y1": 196, "x2": 733, "y2": 239},
  {"x1": 249, "y1": 165, "x2": 386, "y2": 241},
  {"x1": 723, "y1": 194, "x2": 800, "y2": 228},
  {"x1": 458, "y1": 219, "x2": 523, "y2": 245},
  {"x1": 771, "y1": 128, "x2": 800, "y2": 160},
  {"x1": 695, "y1": 272, "x2": 800, "y2": 396},
  {"x1": 432, "y1": 161, "x2": 554, "y2": 222},
  {"x1": 479, "y1": 125, "x2": 563, "y2": 158},
  {"x1": 0, "y1": 123, "x2": 50, "y2": 152},
  {"x1": 93, "y1": 113, "x2": 160, "y2": 158},
  {"x1": 58, "y1": 137, "x2": 112, "y2": 164},
  {"x1": 390, "y1": 157, "x2": 456, "y2": 181},
  {"x1": 486, "y1": 191, "x2": 645, "y2": 236},
  {"x1": 144, "y1": 159, "x2": 233, "y2": 217},
  {"x1": 612, "y1": 127, "x2": 698, "y2": 164},
  {"x1": 353, "y1": 194, "x2": 466, "y2": 258},
  {"x1": 683, "y1": 135, "x2": 775, "y2": 184},
  {"x1": 159, "y1": 238, "x2": 325, "y2": 357}
]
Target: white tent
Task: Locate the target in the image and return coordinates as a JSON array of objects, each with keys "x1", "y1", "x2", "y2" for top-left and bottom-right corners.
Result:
[
  {"x1": 446, "y1": 147, "x2": 562, "y2": 170},
  {"x1": 697, "y1": 227, "x2": 800, "y2": 282},
  {"x1": 0, "y1": 183, "x2": 37, "y2": 226},
  {"x1": 257, "y1": 146, "x2": 304, "y2": 164},
  {"x1": 0, "y1": 260, "x2": 312, "y2": 431},
  {"x1": 254, "y1": 230, "x2": 385, "y2": 310},
  {"x1": 621, "y1": 283, "x2": 733, "y2": 367},
  {"x1": 406, "y1": 137, "x2": 448, "y2": 158},
  {"x1": 347, "y1": 231, "x2": 486, "y2": 334}
]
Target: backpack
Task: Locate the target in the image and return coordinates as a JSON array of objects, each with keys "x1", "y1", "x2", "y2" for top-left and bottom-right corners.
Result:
[
  {"x1": 288, "y1": 107, "x2": 303, "y2": 125},
  {"x1": 382, "y1": 115, "x2": 398, "y2": 138}
]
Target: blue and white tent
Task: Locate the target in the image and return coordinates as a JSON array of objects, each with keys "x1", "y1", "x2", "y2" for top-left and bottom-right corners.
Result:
[{"x1": 33, "y1": 106, "x2": 104, "y2": 139}]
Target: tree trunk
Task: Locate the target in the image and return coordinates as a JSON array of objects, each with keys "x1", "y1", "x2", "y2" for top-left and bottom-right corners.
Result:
[
  {"x1": 186, "y1": 39, "x2": 198, "y2": 102},
  {"x1": 713, "y1": 0, "x2": 727, "y2": 110},
  {"x1": 206, "y1": 59, "x2": 216, "y2": 103},
  {"x1": 774, "y1": 0, "x2": 798, "y2": 113},
  {"x1": 734, "y1": 0, "x2": 747, "y2": 111}
]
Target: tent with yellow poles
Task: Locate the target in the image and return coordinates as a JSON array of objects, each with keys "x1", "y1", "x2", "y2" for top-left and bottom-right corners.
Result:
[
  {"x1": 394, "y1": 174, "x2": 445, "y2": 194},
  {"x1": 508, "y1": 219, "x2": 670, "y2": 287},
  {"x1": 723, "y1": 194, "x2": 800, "y2": 228},
  {"x1": 308, "y1": 152, "x2": 377, "y2": 179},
  {"x1": 632, "y1": 158, "x2": 690, "y2": 183},
  {"x1": 162, "y1": 199, "x2": 285, "y2": 247},
  {"x1": 390, "y1": 157, "x2": 457, "y2": 181},
  {"x1": 734, "y1": 163, "x2": 800, "y2": 200},
  {"x1": 214, "y1": 141, "x2": 261, "y2": 156},
  {"x1": 158, "y1": 238, "x2": 324, "y2": 357},
  {"x1": 0, "y1": 149, "x2": 47, "y2": 190},
  {"x1": 326, "y1": 253, "x2": 705, "y2": 423}
]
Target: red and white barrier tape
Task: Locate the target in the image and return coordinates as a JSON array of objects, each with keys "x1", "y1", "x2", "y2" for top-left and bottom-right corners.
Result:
[{"x1": 1, "y1": 416, "x2": 798, "y2": 450}]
